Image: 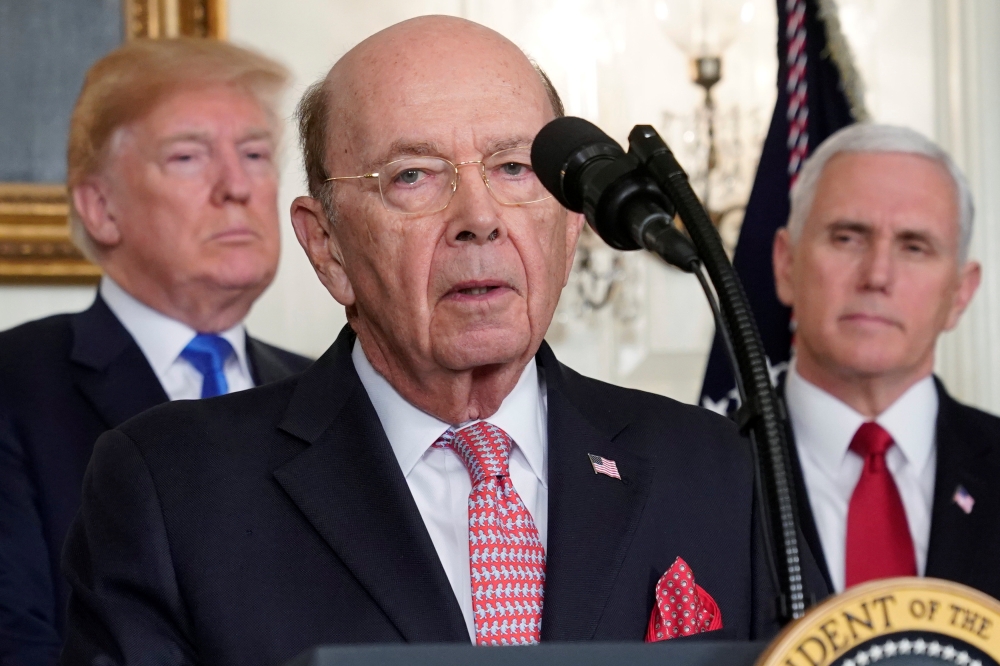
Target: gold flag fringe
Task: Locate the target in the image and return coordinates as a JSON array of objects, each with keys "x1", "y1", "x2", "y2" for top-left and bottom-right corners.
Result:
[{"x1": 816, "y1": 0, "x2": 870, "y2": 122}]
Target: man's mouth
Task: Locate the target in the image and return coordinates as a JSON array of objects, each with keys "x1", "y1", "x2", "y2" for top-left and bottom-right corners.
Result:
[
  {"x1": 459, "y1": 286, "x2": 495, "y2": 296},
  {"x1": 210, "y1": 225, "x2": 259, "y2": 242},
  {"x1": 445, "y1": 280, "x2": 514, "y2": 300},
  {"x1": 840, "y1": 313, "x2": 902, "y2": 329}
]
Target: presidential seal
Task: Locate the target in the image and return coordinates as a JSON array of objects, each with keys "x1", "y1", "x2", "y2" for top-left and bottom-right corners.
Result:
[{"x1": 757, "y1": 578, "x2": 1000, "y2": 666}]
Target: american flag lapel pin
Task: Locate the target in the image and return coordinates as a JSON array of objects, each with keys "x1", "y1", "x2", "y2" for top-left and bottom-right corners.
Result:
[
  {"x1": 952, "y1": 485, "x2": 975, "y2": 514},
  {"x1": 588, "y1": 453, "x2": 621, "y2": 480}
]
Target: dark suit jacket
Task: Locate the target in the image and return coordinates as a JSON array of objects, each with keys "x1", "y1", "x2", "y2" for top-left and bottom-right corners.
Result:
[
  {"x1": 0, "y1": 296, "x2": 312, "y2": 666},
  {"x1": 785, "y1": 377, "x2": 1000, "y2": 600},
  {"x1": 58, "y1": 325, "x2": 813, "y2": 666}
]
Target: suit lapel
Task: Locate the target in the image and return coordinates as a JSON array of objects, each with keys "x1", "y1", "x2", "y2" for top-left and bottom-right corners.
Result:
[
  {"x1": 538, "y1": 346, "x2": 653, "y2": 641},
  {"x1": 778, "y1": 378, "x2": 834, "y2": 595},
  {"x1": 246, "y1": 336, "x2": 292, "y2": 385},
  {"x1": 69, "y1": 295, "x2": 168, "y2": 428},
  {"x1": 925, "y1": 381, "x2": 991, "y2": 583},
  {"x1": 273, "y1": 327, "x2": 469, "y2": 643}
]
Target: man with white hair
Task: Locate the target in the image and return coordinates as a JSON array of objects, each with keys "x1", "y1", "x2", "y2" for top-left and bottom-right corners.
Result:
[
  {"x1": 771, "y1": 123, "x2": 999, "y2": 599},
  {"x1": 0, "y1": 39, "x2": 311, "y2": 665}
]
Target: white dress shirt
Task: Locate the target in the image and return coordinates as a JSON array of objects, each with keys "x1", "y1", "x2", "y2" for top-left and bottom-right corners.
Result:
[
  {"x1": 784, "y1": 358, "x2": 938, "y2": 593},
  {"x1": 352, "y1": 340, "x2": 548, "y2": 641},
  {"x1": 100, "y1": 276, "x2": 254, "y2": 400}
]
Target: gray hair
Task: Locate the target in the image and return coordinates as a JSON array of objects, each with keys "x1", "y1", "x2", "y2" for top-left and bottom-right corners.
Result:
[{"x1": 787, "y1": 123, "x2": 974, "y2": 263}]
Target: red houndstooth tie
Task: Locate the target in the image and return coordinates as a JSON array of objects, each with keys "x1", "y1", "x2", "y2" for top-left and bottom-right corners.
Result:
[{"x1": 436, "y1": 422, "x2": 546, "y2": 645}]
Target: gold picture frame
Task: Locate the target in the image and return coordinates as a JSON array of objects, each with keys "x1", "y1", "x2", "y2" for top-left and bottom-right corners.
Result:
[
  {"x1": 0, "y1": 185, "x2": 100, "y2": 284},
  {"x1": 0, "y1": 0, "x2": 225, "y2": 285},
  {"x1": 124, "y1": 0, "x2": 227, "y2": 40}
]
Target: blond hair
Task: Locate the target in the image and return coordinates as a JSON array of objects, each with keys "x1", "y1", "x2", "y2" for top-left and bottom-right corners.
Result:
[{"x1": 67, "y1": 38, "x2": 290, "y2": 260}]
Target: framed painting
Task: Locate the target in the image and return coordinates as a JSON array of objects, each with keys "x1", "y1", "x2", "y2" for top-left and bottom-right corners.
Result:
[{"x1": 0, "y1": 0, "x2": 225, "y2": 284}]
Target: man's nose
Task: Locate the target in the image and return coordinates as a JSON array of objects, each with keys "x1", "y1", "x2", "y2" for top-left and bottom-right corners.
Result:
[
  {"x1": 860, "y1": 237, "x2": 894, "y2": 292},
  {"x1": 210, "y1": 147, "x2": 252, "y2": 206},
  {"x1": 444, "y1": 166, "x2": 507, "y2": 246}
]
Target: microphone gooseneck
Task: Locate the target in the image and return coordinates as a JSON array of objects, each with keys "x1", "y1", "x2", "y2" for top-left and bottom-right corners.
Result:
[{"x1": 532, "y1": 117, "x2": 808, "y2": 623}]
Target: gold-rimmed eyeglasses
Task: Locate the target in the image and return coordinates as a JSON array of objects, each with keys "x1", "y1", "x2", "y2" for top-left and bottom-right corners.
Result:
[{"x1": 324, "y1": 146, "x2": 553, "y2": 215}]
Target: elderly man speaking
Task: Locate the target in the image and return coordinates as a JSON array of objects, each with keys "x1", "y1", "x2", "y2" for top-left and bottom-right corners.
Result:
[{"x1": 61, "y1": 17, "x2": 797, "y2": 665}]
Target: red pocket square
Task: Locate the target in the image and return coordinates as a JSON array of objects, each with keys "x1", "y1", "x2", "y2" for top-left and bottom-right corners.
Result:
[{"x1": 645, "y1": 556, "x2": 723, "y2": 642}]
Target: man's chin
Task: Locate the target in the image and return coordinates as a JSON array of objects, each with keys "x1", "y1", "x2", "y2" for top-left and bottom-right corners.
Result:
[
  {"x1": 828, "y1": 346, "x2": 916, "y2": 381},
  {"x1": 432, "y1": 329, "x2": 533, "y2": 372},
  {"x1": 200, "y1": 261, "x2": 276, "y2": 294}
]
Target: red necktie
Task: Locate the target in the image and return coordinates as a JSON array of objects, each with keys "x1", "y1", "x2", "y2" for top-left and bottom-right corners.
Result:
[
  {"x1": 845, "y1": 422, "x2": 917, "y2": 587},
  {"x1": 437, "y1": 422, "x2": 545, "y2": 645}
]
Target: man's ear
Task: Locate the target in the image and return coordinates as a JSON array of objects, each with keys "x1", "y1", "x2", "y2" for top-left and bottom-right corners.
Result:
[
  {"x1": 773, "y1": 227, "x2": 796, "y2": 307},
  {"x1": 563, "y1": 211, "x2": 586, "y2": 285},
  {"x1": 71, "y1": 178, "x2": 122, "y2": 247},
  {"x1": 290, "y1": 195, "x2": 356, "y2": 307},
  {"x1": 944, "y1": 260, "x2": 982, "y2": 330}
]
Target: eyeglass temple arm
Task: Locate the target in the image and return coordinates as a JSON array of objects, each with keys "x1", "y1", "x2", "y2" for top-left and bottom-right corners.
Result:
[{"x1": 324, "y1": 173, "x2": 379, "y2": 183}]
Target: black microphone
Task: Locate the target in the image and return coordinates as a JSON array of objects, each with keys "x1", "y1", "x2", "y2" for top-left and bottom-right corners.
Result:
[{"x1": 531, "y1": 117, "x2": 698, "y2": 272}]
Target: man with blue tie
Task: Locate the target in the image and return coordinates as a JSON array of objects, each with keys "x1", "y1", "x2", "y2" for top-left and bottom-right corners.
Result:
[{"x1": 0, "y1": 39, "x2": 311, "y2": 665}]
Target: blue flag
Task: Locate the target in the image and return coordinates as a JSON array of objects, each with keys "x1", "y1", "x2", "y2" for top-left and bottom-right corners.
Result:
[{"x1": 699, "y1": 0, "x2": 860, "y2": 414}]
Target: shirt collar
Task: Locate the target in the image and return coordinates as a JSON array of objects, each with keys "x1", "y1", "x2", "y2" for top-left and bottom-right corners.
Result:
[
  {"x1": 785, "y1": 356, "x2": 937, "y2": 474},
  {"x1": 99, "y1": 275, "x2": 250, "y2": 377},
  {"x1": 474, "y1": 356, "x2": 547, "y2": 486},
  {"x1": 875, "y1": 374, "x2": 938, "y2": 475},
  {"x1": 352, "y1": 339, "x2": 547, "y2": 486}
]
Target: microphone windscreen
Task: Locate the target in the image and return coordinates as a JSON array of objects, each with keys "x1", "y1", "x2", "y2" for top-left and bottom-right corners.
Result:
[{"x1": 531, "y1": 117, "x2": 617, "y2": 209}]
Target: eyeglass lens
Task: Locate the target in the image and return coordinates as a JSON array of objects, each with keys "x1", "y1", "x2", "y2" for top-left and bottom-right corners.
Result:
[{"x1": 377, "y1": 148, "x2": 550, "y2": 214}]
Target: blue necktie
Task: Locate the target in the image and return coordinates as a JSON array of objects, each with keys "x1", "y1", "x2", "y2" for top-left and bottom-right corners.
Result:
[{"x1": 180, "y1": 333, "x2": 234, "y2": 398}]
